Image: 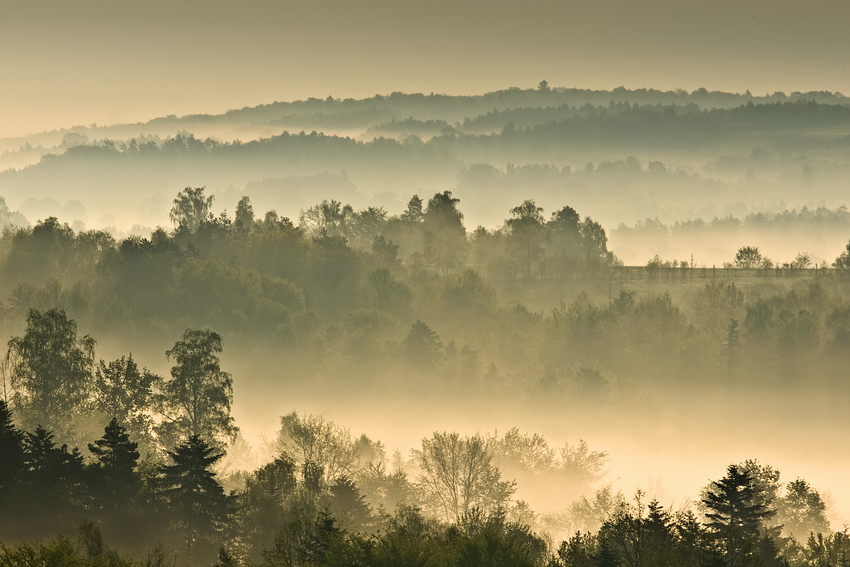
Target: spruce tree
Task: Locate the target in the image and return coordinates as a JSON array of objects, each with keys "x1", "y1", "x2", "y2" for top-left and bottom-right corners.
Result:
[
  {"x1": 0, "y1": 400, "x2": 27, "y2": 538},
  {"x1": 0, "y1": 399, "x2": 25, "y2": 494},
  {"x1": 22, "y1": 426, "x2": 88, "y2": 537},
  {"x1": 159, "y1": 434, "x2": 233, "y2": 563},
  {"x1": 703, "y1": 464, "x2": 775, "y2": 567},
  {"x1": 88, "y1": 418, "x2": 141, "y2": 507}
]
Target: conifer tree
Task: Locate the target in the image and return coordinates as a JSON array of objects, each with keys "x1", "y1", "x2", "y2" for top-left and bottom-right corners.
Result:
[
  {"x1": 703, "y1": 464, "x2": 775, "y2": 567},
  {"x1": 0, "y1": 400, "x2": 27, "y2": 539},
  {"x1": 159, "y1": 434, "x2": 233, "y2": 562},
  {"x1": 0, "y1": 399, "x2": 25, "y2": 495},
  {"x1": 88, "y1": 418, "x2": 141, "y2": 508},
  {"x1": 22, "y1": 426, "x2": 88, "y2": 536}
]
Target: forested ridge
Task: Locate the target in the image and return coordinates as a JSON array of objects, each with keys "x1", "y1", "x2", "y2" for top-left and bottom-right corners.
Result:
[
  {"x1": 5, "y1": 84, "x2": 850, "y2": 267},
  {"x1": 2, "y1": 186, "x2": 850, "y2": 565}
]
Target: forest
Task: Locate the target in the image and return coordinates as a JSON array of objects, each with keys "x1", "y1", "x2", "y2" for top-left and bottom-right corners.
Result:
[
  {"x1": 2, "y1": 185, "x2": 850, "y2": 565},
  {"x1": 4, "y1": 85, "x2": 850, "y2": 263}
]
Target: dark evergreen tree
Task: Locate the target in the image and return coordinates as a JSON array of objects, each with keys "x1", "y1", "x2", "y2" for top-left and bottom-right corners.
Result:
[
  {"x1": 302, "y1": 509, "x2": 345, "y2": 566},
  {"x1": 702, "y1": 464, "x2": 775, "y2": 567},
  {"x1": 329, "y1": 476, "x2": 372, "y2": 532},
  {"x1": 643, "y1": 500, "x2": 678, "y2": 567},
  {"x1": 0, "y1": 399, "x2": 25, "y2": 495},
  {"x1": 555, "y1": 532, "x2": 598, "y2": 567},
  {"x1": 0, "y1": 399, "x2": 27, "y2": 539},
  {"x1": 597, "y1": 537, "x2": 621, "y2": 567},
  {"x1": 403, "y1": 321, "x2": 442, "y2": 368},
  {"x1": 20, "y1": 426, "x2": 89, "y2": 538},
  {"x1": 673, "y1": 509, "x2": 719, "y2": 567},
  {"x1": 88, "y1": 418, "x2": 141, "y2": 507},
  {"x1": 159, "y1": 434, "x2": 233, "y2": 563}
]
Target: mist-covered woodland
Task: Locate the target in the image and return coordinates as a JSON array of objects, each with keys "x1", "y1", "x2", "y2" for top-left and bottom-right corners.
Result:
[
  {"x1": 3, "y1": 84, "x2": 850, "y2": 566},
  {"x1": 4, "y1": 85, "x2": 850, "y2": 265},
  {"x1": 2, "y1": 185, "x2": 850, "y2": 565}
]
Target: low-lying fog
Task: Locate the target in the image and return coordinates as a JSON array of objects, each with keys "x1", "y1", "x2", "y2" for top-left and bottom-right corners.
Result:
[{"x1": 3, "y1": 86, "x2": 850, "y2": 550}]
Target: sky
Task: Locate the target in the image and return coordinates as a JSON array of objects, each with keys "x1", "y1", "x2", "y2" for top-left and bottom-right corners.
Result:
[{"x1": 1, "y1": 0, "x2": 850, "y2": 139}]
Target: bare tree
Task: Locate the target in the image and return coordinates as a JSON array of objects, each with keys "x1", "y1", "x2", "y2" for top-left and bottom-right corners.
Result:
[
  {"x1": 413, "y1": 431, "x2": 515, "y2": 522},
  {"x1": 276, "y1": 412, "x2": 360, "y2": 485}
]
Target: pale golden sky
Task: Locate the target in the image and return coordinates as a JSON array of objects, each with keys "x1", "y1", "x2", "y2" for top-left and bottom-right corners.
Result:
[{"x1": 2, "y1": 0, "x2": 849, "y2": 138}]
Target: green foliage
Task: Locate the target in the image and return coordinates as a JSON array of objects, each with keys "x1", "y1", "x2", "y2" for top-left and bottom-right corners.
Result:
[
  {"x1": 780, "y1": 479, "x2": 829, "y2": 541},
  {"x1": 0, "y1": 400, "x2": 26, "y2": 536},
  {"x1": 93, "y1": 355, "x2": 160, "y2": 450},
  {"x1": 703, "y1": 465, "x2": 776, "y2": 566},
  {"x1": 159, "y1": 435, "x2": 233, "y2": 563},
  {"x1": 735, "y1": 246, "x2": 764, "y2": 269},
  {"x1": 88, "y1": 418, "x2": 141, "y2": 507},
  {"x1": 5, "y1": 307, "x2": 96, "y2": 440},
  {"x1": 403, "y1": 321, "x2": 443, "y2": 368},
  {"x1": 170, "y1": 187, "x2": 214, "y2": 232},
  {"x1": 17, "y1": 425, "x2": 89, "y2": 538},
  {"x1": 158, "y1": 328, "x2": 237, "y2": 449}
]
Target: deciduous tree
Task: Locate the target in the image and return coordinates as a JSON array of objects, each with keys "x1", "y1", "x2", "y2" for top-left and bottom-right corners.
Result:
[
  {"x1": 5, "y1": 308, "x2": 95, "y2": 439},
  {"x1": 414, "y1": 431, "x2": 515, "y2": 522},
  {"x1": 158, "y1": 329, "x2": 236, "y2": 449}
]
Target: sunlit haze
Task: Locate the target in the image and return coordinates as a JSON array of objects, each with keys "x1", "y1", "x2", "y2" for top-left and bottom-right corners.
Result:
[
  {"x1": 2, "y1": 0, "x2": 849, "y2": 138},
  {"x1": 1, "y1": 1, "x2": 850, "y2": 565}
]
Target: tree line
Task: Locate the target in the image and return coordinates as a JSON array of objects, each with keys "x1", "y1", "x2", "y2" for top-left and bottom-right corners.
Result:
[
  {"x1": 5, "y1": 189, "x2": 850, "y2": 416},
  {"x1": 0, "y1": 386, "x2": 840, "y2": 566},
  {"x1": 19, "y1": 99, "x2": 850, "y2": 166}
]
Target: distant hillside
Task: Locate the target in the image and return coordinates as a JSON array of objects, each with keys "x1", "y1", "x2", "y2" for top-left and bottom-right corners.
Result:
[{"x1": 2, "y1": 85, "x2": 850, "y2": 252}]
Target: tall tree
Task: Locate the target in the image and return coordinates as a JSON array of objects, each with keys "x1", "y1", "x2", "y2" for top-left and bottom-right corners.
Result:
[
  {"x1": 159, "y1": 434, "x2": 233, "y2": 563},
  {"x1": 170, "y1": 186, "x2": 214, "y2": 232},
  {"x1": 88, "y1": 418, "x2": 142, "y2": 508},
  {"x1": 401, "y1": 194, "x2": 424, "y2": 225},
  {"x1": 778, "y1": 478, "x2": 829, "y2": 540},
  {"x1": 277, "y1": 411, "x2": 360, "y2": 486},
  {"x1": 413, "y1": 431, "x2": 515, "y2": 522},
  {"x1": 506, "y1": 200, "x2": 547, "y2": 279},
  {"x1": 547, "y1": 205, "x2": 583, "y2": 278},
  {"x1": 0, "y1": 399, "x2": 26, "y2": 534},
  {"x1": 93, "y1": 354, "x2": 160, "y2": 450},
  {"x1": 234, "y1": 196, "x2": 255, "y2": 233},
  {"x1": 579, "y1": 217, "x2": 613, "y2": 272},
  {"x1": 403, "y1": 321, "x2": 443, "y2": 369},
  {"x1": 21, "y1": 426, "x2": 88, "y2": 537},
  {"x1": 423, "y1": 191, "x2": 466, "y2": 273},
  {"x1": 158, "y1": 329, "x2": 237, "y2": 449},
  {"x1": 5, "y1": 308, "x2": 95, "y2": 439},
  {"x1": 702, "y1": 464, "x2": 775, "y2": 567}
]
